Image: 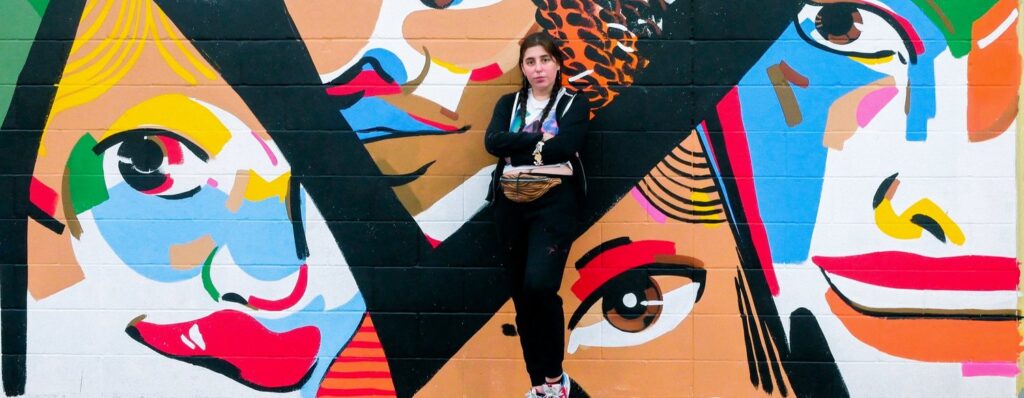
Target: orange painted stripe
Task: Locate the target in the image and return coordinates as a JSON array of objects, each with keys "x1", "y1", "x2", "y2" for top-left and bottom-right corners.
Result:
[
  {"x1": 967, "y1": 0, "x2": 1019, "y2": 141},
  {"x1": 317, "y1": 314, "x2": 396, "y2": 397},
  {"x1": 825, "y1": 290, "x2": 1021, "y2": 362}
]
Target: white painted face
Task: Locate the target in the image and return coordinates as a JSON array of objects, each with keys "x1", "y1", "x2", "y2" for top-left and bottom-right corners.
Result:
[
  {"x1": 753, "y1": 1, "x2": 1019, "y2": 396},
  {"x1": 24, "y1": 3, "x2": 366, "y2": 396}
]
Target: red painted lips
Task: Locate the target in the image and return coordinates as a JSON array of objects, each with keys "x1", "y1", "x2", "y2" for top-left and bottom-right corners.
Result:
[{"x1": 127, "y1": 310, "x2": 321, "y2": 391}]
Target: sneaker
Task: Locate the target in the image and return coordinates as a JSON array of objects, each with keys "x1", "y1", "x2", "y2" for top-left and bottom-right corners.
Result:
[
  {"x1": 525, "y1": 386, "x2": 546, "y2": 398},
  {"x1": 541, "y1": 373, "x2": 571, "y2": 398}
]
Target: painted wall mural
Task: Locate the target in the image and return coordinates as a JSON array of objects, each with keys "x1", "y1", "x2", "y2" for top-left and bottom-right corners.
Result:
[{"x1": 0, "y1": 0, "x2": 1018, "y2": 397}]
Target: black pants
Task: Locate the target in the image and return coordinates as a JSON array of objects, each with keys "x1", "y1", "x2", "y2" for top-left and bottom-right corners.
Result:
[{"x1": 493, "y1": 180, "x2": 577, "y2": 387}]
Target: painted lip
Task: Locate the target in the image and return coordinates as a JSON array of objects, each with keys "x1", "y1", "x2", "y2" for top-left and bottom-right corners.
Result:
[
  {"x1": 126, "y1": 310, "x2": 320, "y2": 392},
  {"x1": 812, "y1": 251, "x2": 1018, "y2": 316},
  {"x1": 812, "y1": 252, "x2": 1021, "y2": 363}
]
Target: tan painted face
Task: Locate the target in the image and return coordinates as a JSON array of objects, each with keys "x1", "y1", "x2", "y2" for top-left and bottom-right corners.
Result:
[
  {"x1": 417, "y1": 133, "x2": 792, "y2": 396},
  {"x1": 285, "y1": 0, "x2": 539, "y2": 219}
]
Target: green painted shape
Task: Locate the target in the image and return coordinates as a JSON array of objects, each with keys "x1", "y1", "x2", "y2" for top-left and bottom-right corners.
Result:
[
  {"x1": 0, "y1": 0, "x2": 43, "y2": 126},
  {"x1": 202, "y1": 247, "x2": 221, "y2": 301},
  {"x1": 910, "y1": 0, "x2": 999, "y2": 58},
  {"x1": 67, "y1": 134, "x2": 109, "y2": 214},
  {"x1": 26, "y1": 0, "x2": 49, "y2": 16}
]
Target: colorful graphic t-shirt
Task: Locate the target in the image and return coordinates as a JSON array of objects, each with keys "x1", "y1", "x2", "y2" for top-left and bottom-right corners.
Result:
[{"x1": 510, "y1": 90, "x2": 559, "y2": 135}]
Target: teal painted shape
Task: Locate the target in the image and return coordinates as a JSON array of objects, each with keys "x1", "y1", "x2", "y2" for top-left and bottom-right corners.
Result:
[{"x1": 0, "y1": 0, "x2": 44, "y2": 126}]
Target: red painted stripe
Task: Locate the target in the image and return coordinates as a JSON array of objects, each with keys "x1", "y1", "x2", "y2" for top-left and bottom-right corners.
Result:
[
  {"x1": 317, "y1": 388, "x2": 396, "y2": 396},
  {"x1": 571, "y1": 240, "x2": 675, "y2": 300},
  {"x1": 156, "y1": 135, "x2": 184, "y2": 165},
  {"x1": 357, "y1": 326, "x2": 377, "y2": 333},
  {"x1": 717, "y1": 87, "x2": 779, "y2": 296},
  {"x1": 325, "y1": 371, "x2": 392, "y2": 379},
  {"x1": 813, "y1": 252, "x2": 1019, "y2": 291},
  {"x1": 248, "y1": 263, "x2": 308, "y2": 311},
  {"x1": 30, "y1": 177, "x2": 58, "y2": 217},
  {"x1": 325, "y1": 70, "x2": 402, "y2": 97},
  {"x1": 424, "y1": 233, "x2": 442, "y2": 249},
  {"x1": 344, "y1": 341, "x2": 383, "y2": 349},
  {"x1": 334, "y1": 356, "x2": 388, "y2": 362},
  {"x1": 469, "y1": 63, "x2": 502, "y2": 81},
  {"x1": 141, "y1": 175, "x2": 173, "y2": 195},
  {"x1": 409, "y1": 113, "x2": 458, "y2": 131}
]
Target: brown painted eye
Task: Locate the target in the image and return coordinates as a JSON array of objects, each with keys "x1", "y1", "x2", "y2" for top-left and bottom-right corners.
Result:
[
  {"x1": 420, "y1": 0, "x2": 455, "y2": 9},
  {"x1": 600, "y1": 270, "x2": 664, "y2": 332},
  {"x1": 815, "y1": 3, "x2": 863, "y2": 45}
]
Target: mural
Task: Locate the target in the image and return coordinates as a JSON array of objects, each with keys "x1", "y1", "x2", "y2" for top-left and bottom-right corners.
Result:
[{"x1": 0, "y1": 0, "x2": 1018, "y2": 397}]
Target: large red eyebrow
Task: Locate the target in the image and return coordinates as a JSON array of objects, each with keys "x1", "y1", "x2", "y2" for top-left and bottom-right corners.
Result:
[{"x1": 571, "y1": 240, "x2": 675, "y2": 300}]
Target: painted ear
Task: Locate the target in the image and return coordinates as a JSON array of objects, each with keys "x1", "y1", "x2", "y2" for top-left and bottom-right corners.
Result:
[{"x1": 28, "y1": 218, "x2": 84, "y2": 300}]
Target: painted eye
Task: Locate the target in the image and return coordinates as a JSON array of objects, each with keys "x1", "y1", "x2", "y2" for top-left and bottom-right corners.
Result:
[
  {"x1": 795, "y1": 2, "x2": 910, "y2": 62},
  {"x1": 419, "y1": 0, "x2": 501, "y2": 10},
  {"x1": 600, "y1": 269, "x2": 663, "y2": 332},
  {"x1": 94, "y1": 128, "x2": 209, "y2": 199},
  {"x1": 567, "y1": 267, "x2": 705, "y2": 353}
]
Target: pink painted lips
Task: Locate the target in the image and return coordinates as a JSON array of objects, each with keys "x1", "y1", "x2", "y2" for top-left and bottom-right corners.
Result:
[
  {"x1": 126, "y1": 310, "x2": 321, "y2": 391},
  {"x1": 811, "y1": 251, "x2": 1021, "y2": 363}
]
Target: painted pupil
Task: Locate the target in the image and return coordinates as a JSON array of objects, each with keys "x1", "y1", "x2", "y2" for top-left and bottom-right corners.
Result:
[
  {"x1": 600, "y1": 270, "x2": 663, "y2": 333},
  {"x1": 815, "y1": 4, "x2": 863, "y2": 45},
  {"x1": 117, "y1": 135, "x2": 168, "y2": 192}
]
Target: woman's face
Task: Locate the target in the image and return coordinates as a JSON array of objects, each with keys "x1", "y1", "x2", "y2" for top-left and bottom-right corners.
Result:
[
  {"x1": 418, "y1": 133, "x2": 788, "y2": 396},
  {"x1": 284, "y1": 0, "x2": 538, "y2": 227},
  {"x1": 26, "y1": 2, "x2": 366, "y2": 396},
  {"x1": 721, "y1": 0, "x2": 1019, "y2": 395},
  {"x1": 521, "y1": 45, "x2": 559, "y2": 95}
]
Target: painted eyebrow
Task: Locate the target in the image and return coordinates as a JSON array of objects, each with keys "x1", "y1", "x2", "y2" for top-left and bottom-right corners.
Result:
[
  {"x1": 571, "y1": 239, "x2": 677, "y2": 300},
  {"x1": 92, "y1": 128, "x2": 210, "y2": 162}
]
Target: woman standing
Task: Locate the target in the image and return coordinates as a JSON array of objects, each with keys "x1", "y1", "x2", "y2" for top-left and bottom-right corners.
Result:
[{"x1": 485, "y1": 32, "x2": 589, "y2": 398}]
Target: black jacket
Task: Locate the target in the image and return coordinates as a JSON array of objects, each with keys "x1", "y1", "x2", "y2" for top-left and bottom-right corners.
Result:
[{"x1": 484, "y1": 88, "x2": 589, "y2": 202}]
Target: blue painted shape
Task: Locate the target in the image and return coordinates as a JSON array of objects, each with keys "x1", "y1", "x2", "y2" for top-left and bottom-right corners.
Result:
[
  {"x1": 364, "y1": 48, "x2": 408, "y2": 85},
  {"x1": 260, "y1": 293, "x2": 367, "y2": 397},
  {"x1": 92, "y1": 183, "x2": 303, "y2": 282},
  {"x1": 734, "y1": 22, "x2": 885, "y2": 264},
  {"x1": 340, "y1": 97, "x2": 439, "y2": 141}
]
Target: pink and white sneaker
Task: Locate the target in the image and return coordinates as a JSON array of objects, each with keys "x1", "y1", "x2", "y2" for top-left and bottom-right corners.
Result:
[{"x1": 541, "y1": 373, "x2": 571, "y2": 398}]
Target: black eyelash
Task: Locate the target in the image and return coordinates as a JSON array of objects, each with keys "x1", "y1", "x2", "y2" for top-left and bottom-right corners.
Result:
[
  {"x1": 92, "y1": 128, "x2": 210, "y2": 161},
  {"x1": 795, "y1": 1, "x2": 918, "y2": 65},
  {"x1": 567, "y1": 264, "x2": 707, "y2": 330}
]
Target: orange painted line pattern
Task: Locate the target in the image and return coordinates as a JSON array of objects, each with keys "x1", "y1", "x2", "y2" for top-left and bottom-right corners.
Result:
[
  {"x1": 316, "y1": 314, "x2": 396, "y2": 398},
  {"x1": 825, "y1": 290, "x2": 1020, "y2": 362}
]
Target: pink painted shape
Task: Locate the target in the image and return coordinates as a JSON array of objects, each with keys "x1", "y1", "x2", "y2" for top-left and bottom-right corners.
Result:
[
  {"x1": 206, "y1": 178, "x2": 219, "y2": 188},
  {"x1": 425, "y1": 234, "x2": 442, "y2": 249},
  {"x1": 141, "y1": 175, "x2": 173, "y2": 195},
  {"x1": 325, "y1": 70, "x2": 401, "y2": 97},
  {"x1": 409, "y1": 113, "x2": 458, "y2": 131},
  {"x1": 251, "y1": 131, "x2": 278, "y2": 166},
  {"x1": 716, "y1": 87, "x2": 780, "y2": 296},
  {"x1": 30, "y1": 177, "x2": 58, "y2": 217},
  {"x1": 469, "y1": 63, "x2": 503, "y2": 82},
  {"x1": 629, "y1": 187, "x2": 667, "y2": 223},
  {"x1": 248, "y1": 263, "x2": 308, "y2": 311},
  {"x1": 813, "y1": 252, "x2": 1019, "y2": 291},
  {"x1": 962, "y1": 362, "x2": 1019, "y2": 377},
  {"x1": 156, "y1": 135, "x2": 184, "y2": 165},
  {"x1": 856, "y1": 86, "x2": 898, "y2": 127}
]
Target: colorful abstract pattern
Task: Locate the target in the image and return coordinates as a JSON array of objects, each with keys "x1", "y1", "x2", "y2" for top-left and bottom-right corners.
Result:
[{"x1": 0, "y1": 0, "x2": 1018, "y2": 397}]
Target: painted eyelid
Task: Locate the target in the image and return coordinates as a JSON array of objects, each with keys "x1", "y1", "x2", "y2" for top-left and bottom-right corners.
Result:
[
  {"x1": 92, "y1": 128, "x2": 211, "y2": 162},
  {"x1": 567, "y1": 265, "x2": 707, "y2": 330},
  {"x1": 795, "y1": 2, "x2": 918, "y2": 63}
]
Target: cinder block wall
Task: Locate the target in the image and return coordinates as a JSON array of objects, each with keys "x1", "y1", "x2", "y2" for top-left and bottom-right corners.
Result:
[{"x1": 0, "y1": 0, "x2": 1019, "y2": 397}]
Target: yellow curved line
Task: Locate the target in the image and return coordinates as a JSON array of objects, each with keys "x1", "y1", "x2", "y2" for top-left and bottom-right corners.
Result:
[
  {"x1": 848, "y1": 54, "x2": 895, "y2": 66},
  {"x1": 157, "y1": 9, "x2": 217, "y2": 80},
  {"x1": 70, "y1": 0, "x2": 115, "y2": 54},
  {"x1": 58, "y1": 0, "x2": 143, "y2": 100},
  {"x1": 64, "y1": 0, "x2": 130, "y2": 74},
  {"x1": 148, "y1": 1, "x2": 198, "y2": 85},
  {"x1": 874, "y1": 198, "x2": 965, "y2": 245}
]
